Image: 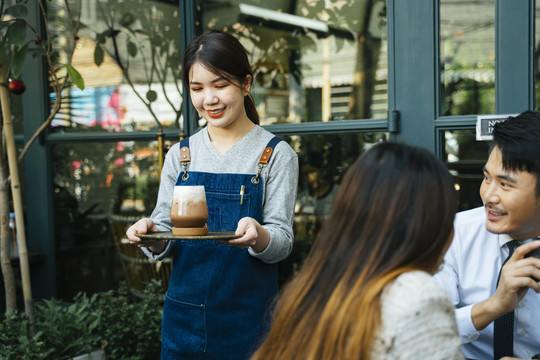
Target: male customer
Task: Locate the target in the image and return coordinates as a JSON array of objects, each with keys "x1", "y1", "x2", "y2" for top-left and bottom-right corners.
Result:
[{"x1": 435, "y1": 110, "x2": 540, "y2": 360}]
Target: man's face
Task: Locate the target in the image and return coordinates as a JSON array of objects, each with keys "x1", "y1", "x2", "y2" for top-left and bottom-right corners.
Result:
[{"x1": 479, "y1": 146, "x2": 540, "y2": 240}]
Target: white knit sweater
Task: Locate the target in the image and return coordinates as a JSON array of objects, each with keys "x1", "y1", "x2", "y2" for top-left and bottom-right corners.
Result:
[{"x1": 371, "y1": 271, "x2": 465, "y2": 360}]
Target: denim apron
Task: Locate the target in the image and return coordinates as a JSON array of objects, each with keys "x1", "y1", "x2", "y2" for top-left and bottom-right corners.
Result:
[{"x1": 161, "y1": 136, "x2": 282, "y2": 360}]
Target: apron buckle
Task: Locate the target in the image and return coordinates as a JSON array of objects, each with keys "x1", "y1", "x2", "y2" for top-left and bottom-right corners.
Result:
[
  {"x1": 182, "y1": 162, "x2": 190, "y2": 181},
  {"x1": 251, "y1": 163, "x2": 266, "y2": 185},
  {"x1": 180, "y1": 145, "x2": 191, "y2": 181}
]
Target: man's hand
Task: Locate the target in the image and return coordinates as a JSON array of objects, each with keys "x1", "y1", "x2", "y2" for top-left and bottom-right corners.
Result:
[{"x1": 471, "y1": 240, "x2": 540, "y2": 331}]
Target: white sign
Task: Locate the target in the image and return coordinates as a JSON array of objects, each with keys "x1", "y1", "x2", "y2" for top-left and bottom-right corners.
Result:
[{"x1": 476, "y1": 114, "x2": 517, "y2": 141}]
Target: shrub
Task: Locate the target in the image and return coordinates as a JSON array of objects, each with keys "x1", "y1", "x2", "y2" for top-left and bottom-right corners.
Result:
[{"x1": 0, "y1": 281, "x2": 163, "y2": 360}]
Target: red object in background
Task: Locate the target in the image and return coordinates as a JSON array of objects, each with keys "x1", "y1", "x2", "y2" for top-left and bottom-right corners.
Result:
[{"x1": 8, "y1": 78, "x2": 26, "y2": 95}]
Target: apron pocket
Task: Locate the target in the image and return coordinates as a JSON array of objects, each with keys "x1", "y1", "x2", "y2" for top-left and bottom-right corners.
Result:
[
  {"x1": 206, "y1": 192, "x2": 252, "y2": 231},
  {"x1": 162, "y1": 294, "x2": 207, "y2": 356}
]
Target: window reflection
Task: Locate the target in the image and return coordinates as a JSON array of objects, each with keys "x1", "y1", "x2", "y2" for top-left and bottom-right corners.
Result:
[
  {"x1": 440, "y1": 0, "x2": 495, "y2": 116},
  {"x1": 52, "y1": 139, "x2": 169, "y2": 299},
  {"x1": 279, "y1": 132, "x2": 387, "y2": 285},
  {"x1": 48, "y1": 0, "x2": 182, "y2": 132},
  {"x1": 52, "y1": 132, "x2": 387, "y2": 294},
  {"x1": 197, "y1": 0, "x2": 388, "y2": 124},
  {"x1": 443, "y1": 129, "x2": 489, "y2": 211}
]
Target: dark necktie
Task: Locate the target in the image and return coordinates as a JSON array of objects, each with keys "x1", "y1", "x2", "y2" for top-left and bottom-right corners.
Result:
[{"x1": 493, "y1": 240, "x2": 520, "y2": 360}]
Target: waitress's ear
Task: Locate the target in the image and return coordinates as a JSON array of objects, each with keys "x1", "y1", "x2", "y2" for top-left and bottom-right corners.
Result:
[{"x1": 242, "y1": 74, "x2": 252, "y2": 96}]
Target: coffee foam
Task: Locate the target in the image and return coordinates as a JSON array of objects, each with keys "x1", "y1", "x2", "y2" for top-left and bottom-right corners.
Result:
[
  {"x1": 173, "y1": 185, "x2": 206, "y2": 202},
  {"x1": 171, "y1": 186, "x2": 207, "y2": 219}
]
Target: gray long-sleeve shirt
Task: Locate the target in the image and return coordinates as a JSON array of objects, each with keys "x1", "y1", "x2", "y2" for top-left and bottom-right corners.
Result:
[{"x1": 142, "y1": 125, "x2": 298, "y2": 264}]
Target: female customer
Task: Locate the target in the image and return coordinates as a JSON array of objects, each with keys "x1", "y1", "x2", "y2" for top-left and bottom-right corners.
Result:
[
  {"x1": 251, "y1": 142, "x2": 464, "y2": 360},
  {"x1": 126, "y1": 30, "x2": 298, "y2": 360}
]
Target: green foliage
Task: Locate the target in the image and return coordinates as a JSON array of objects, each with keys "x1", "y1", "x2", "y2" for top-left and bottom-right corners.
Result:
[
  {"x1": 88, "y1": 0, "x2": 183, "y2": 128},
  {"x1": 0, "y1": 0, "x2": 84, "y2": 87},
  {"x1": 33, "y1": 297, "x2": 101, "y2": 359},
  {"x1": 92, "y1": 281, "x2": 163, "y2": 359},
  {"x1": 64, "y1": 64, "x2": 84, "y2": 90},
  {"x1": 0, "y1": 310, "x2": 51, "y2": 359},
  {"x1": 0, "y1": 281, "x2": 164, "y2": 360}
]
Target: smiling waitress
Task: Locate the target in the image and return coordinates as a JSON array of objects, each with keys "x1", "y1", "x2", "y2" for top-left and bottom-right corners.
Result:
[{"x1": 126, "y1": 30, "x2": 299, "y2": 360}]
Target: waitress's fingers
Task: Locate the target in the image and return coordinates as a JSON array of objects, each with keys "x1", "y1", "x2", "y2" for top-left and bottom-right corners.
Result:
[
  {"x1": 126, "y1": 218, "x2": 157, "y2": 243},
  {"x1": 235, "y1": 217, "x2": 258, "y2": 238},
  {"x1": 230, "y1": 217, "x2": 258, "y2": 246},
  {"x1": 233, "y1": 217, "x2": 270, "y2": 253}
]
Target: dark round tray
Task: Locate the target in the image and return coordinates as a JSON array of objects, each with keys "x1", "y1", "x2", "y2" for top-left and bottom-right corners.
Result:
[{"x1": 136, "y1": 230, "x2": 240, "y2": 241}]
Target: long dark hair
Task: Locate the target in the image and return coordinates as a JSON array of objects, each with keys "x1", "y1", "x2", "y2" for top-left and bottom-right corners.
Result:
[
  {"x1": 251, "y1": 142, "x2": 458, "y2": 360},
  {"x1": 182, "y1": 30, "x2": 259, "y2": 125}
]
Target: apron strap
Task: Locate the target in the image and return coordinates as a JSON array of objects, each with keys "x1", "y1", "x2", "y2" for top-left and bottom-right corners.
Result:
[
  {"x1": 179, "y1": 137, "x2": 190, "y2": 181},
  {"x1": 179, "y1": 135, "x2": 282, "y2": 184},
  {"x1": 251, "y1": 136, "x2": 283, "y2": 185}
]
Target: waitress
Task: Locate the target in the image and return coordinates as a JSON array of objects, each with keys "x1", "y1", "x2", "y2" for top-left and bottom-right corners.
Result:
[{"x1": 126, "y1": 30, "x2": 298, "y2": 360}]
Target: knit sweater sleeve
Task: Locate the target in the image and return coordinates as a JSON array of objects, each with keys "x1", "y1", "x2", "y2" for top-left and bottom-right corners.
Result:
[{"x1": 371, "y1": 271, "x2": 465, "y2": 360}]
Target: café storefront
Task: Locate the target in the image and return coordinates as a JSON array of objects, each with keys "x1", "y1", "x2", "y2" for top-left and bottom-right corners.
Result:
[{"x1": 5, "y1": 0, "x2": 540, "y2": 304}]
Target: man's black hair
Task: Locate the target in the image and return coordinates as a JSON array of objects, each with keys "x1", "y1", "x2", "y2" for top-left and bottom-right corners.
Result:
[{"x1": 491, "y1": 110, "x2": 540, "y2": 196}]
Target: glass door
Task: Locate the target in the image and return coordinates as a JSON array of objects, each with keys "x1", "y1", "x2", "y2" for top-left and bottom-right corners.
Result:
[{"x1": 390, "y1": 0, "x2": 535, "y2": 210}]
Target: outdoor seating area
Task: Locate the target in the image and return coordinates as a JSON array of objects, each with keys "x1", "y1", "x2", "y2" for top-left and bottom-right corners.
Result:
[
  {"x1": 2, "y1": 0, "x2": 540, "y2": 359},
  {"x1": 110, "y1": 214, "x2": 172, "y2": 300}
]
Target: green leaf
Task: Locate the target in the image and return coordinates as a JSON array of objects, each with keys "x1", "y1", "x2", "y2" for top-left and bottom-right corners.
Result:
[
  {"x1": 127, "y1": 41, "x2": 137, "y2": 57},
  {"x1": 96, "y1": 32, "x2": 106, "y2": 44},
  {"x1": 120, "y1": 12, "x2": 135, "y2": 27},
  {"x1": 146, "y1": 90, "x2": 157, "y2": 102},
  {"x1": 7, "y1": 19, "x2": 27, "y2": 47},
  {"x1": 94, "y1": 44, "x2": 104, "y2": 66},
  {"x1": 11, "y1": 42, "x2": 29, "y2": 78},
  {"x1": 5, "y1": 4, "x2": 28, "y2": 19},
  {"x1": 64, "y1": 64, "x2": 85, "y2": 90}
]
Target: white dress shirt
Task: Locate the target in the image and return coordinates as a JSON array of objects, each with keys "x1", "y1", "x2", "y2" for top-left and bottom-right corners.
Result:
[{"x1": 434, "y1": 207, "x2": 540, "y2": 360}]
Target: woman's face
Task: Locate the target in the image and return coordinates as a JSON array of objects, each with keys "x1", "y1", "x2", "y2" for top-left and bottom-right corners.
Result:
[{"x1": 188, "y1": 62, "x2": 251, "y2": 129}]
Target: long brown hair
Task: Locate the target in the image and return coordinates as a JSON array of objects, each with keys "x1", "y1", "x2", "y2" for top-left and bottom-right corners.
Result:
[
  {"x1": 182, "y1": 30, "x2": 259, "y2": 125},
  {"x1": 251, "y1": 142, "x2": 458, "y2": 360}
]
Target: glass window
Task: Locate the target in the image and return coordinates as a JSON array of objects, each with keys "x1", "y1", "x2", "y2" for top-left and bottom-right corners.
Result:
[
  {"x1": 443, "y1": 129, "x2": 489, "y2": 211},
  {"x1": 51, "y1": 131, "x2": 387, "y2": 295},
  {"x1": 196, "y1": 0, "x2": 388, "y2": 124},
  {"x1": 52, "y1": 139, "x2": 169, "y2": 299},
  {"x1": 439, "y1": 0, "x2": 495, "y2": 116},
  {"x1": 535, "y1": 1, "x2": 540, "y2": 110},
  {"x1": 279, "y1": 131, "x2": 387, "y2": 284},
  {"x1": 47, "y1": 0, "x2": 182, "y2": 133}
]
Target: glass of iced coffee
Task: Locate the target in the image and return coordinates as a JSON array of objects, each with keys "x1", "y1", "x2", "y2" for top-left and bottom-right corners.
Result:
[{"x1": 170, "y1": 185, "x2": 209, "y2": 236}]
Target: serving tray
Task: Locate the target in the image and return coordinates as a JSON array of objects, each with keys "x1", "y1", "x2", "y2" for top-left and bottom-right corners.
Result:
[{"x1": 136, "y1": 231, "x2": 240, "y2": 241}]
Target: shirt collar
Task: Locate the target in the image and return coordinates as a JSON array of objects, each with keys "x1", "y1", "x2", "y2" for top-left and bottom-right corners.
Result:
[
  {"x1": 498, "y1": 233, "x2": 539, "y2": 248},
  {"x1": 498, "y1": 234, "x2": 514, "y2": 248}
]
